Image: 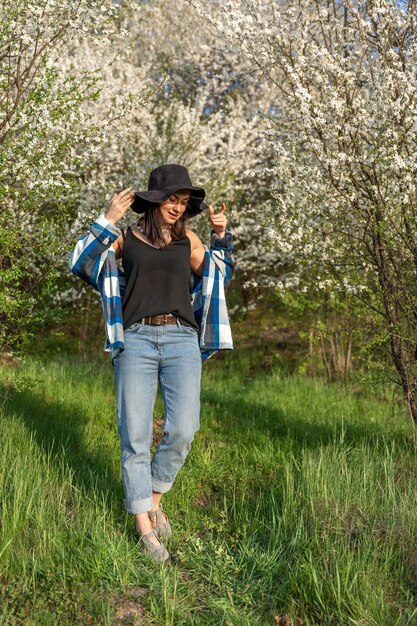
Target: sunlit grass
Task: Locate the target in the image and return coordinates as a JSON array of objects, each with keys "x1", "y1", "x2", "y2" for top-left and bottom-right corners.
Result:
[{"x1": 0, "y1": 353, "x2": 416, "y2": 625}]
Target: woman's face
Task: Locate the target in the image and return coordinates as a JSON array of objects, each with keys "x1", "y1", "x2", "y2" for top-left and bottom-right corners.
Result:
[{"x1": 158, "y1": 191, "x2": 190, "y2": 226}]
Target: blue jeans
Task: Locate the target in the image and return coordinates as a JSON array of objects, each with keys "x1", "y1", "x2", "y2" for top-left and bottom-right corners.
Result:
[{"x1": 112, "y1": 321, "x2": 202, "y2": 514}]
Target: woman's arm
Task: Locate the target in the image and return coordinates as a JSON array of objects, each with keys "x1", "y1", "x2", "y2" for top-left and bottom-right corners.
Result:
[
  {"x1": 187, "y1": 229, "x2": 205, "y2": 276},
  {"x1": 112, "y1": 234, "x2": 124, "y2": 260},
  {"x1": 69, "y1": 188, "x2": 134, "y2": 284},
  {"x1": 188, "y1": 202, "x2": 228, "y2": 276},
  {"x1": 107, "y1": 188, "x2": 134, "y2": 260}
]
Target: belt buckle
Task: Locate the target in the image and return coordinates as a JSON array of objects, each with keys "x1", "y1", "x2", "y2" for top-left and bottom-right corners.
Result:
[{"x1": 155, "y1": 314, "x2": 167, "y2": 326}]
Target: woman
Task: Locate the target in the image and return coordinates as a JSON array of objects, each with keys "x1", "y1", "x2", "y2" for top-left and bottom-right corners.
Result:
[{"x1": 70, "y1": 163, "x2": 233, "y2": 564}]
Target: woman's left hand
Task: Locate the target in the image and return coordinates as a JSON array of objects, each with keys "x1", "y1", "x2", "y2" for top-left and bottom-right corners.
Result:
[{"x1": 209, "y1": 202, "x2": 227, "y2": 238}]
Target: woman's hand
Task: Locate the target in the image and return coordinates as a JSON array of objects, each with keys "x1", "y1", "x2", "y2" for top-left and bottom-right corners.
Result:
[
  {"x1": 105, "y1": 188, "x2": 135, "y2": 225},
  {"x1": 209, "y1": 202, "x2": 227, "y2": 238}
]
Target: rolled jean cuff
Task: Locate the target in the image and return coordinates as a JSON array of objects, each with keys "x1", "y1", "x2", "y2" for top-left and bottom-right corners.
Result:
[
  {"x1": 125, "y1": 495, "x2": 154, "y2": 515},
  {"x1": 151, "y1": 476, "x2": 173, "y2": 494}
]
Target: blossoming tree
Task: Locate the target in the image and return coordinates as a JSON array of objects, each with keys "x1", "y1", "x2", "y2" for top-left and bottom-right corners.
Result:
[
  {"x1": 185, "y1": 0, "x2": 417, "y2": 422},
  {"x1": 0, "y1": 0, "x2": 147, "y2": 353}
]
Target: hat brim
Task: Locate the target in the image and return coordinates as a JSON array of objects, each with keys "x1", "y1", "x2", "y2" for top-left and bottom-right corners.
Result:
[{"x1": 131, "y1": 185, "x2": 208, "y2": 218}]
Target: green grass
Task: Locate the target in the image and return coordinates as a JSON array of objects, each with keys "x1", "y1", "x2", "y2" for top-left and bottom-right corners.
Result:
[{"x1": 1, "y1": 349, "x2": 417, "y2": 626}]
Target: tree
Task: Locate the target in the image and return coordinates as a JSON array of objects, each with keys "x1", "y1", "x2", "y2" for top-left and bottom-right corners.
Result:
[
  {"x1": 185, "y1": 0, "x2": 417, "y2": 422},
  {"x1": 0, "y1": 0, "x2": 145, "y2": 353}
]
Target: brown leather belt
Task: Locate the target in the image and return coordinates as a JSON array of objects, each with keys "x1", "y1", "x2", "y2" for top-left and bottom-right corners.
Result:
[{"x1": 141, "y1": 314, "x2": 178, "y2": 326}]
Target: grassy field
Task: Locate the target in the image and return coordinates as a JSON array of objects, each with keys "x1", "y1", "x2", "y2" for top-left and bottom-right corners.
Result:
[{"x1": 1, "y1": 347, "x2": 417, "y2": 626}]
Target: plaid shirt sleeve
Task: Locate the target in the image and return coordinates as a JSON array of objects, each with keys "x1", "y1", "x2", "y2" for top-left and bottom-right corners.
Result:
[
  {"x1": 69, "y1": 214, "x2": 121, "y2": 290},
  {"x1": 69, "y1": 214, "x2": 125, "y2": 354},
  {"x1": 209, "y1": 230, "x2": 234, "y2": 287},
  {"x1": 192, "y1": 229, "x2": 235, "y2": 360}
]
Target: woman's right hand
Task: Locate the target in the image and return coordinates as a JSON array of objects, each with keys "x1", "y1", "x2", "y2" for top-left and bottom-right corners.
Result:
[{"x1": 105, "y1": 188, "x2": 135, "y2": 225}]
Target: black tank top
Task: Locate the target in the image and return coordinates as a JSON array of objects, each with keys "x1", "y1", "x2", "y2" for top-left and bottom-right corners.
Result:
[{"x1": 121, "y1": 226, "x2": 197, "y2": 330}]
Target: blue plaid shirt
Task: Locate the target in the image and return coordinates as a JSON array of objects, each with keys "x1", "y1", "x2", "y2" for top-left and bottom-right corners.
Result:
[{"x1": 69, "y1": 214, "x2": 234, "y2": 361}]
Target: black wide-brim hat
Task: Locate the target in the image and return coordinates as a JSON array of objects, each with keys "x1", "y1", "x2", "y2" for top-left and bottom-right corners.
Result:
[{"x1": 131, "y1": 163, "x2": 208, "y2": 218}]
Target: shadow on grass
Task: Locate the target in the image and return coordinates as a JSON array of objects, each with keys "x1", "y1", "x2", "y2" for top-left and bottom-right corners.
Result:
[
  {"x1": 200, "y1": 387, "x2": 412, "y2": 451},
  {"x1": 3, "y1": 387, "x2": 126, "y2": 523},
  {"x1": 4, "y1": 364, "x2": 411, "y2": 525},
  {"x1": 188, "y1": 389, "x2": 417, "y2": 623}
]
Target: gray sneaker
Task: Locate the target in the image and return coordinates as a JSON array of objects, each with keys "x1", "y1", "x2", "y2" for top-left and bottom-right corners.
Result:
[
  {"x1": 148, "y1": 503, "x2": 172, "y2": 540},
  {"x1": 140, "y1": 529, "x2": 171, "y2": 564}
]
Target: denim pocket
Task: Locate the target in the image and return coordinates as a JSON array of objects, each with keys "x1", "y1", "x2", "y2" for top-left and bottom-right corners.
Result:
[
  {"x1": 180, "y1": 324, "x2": 199, "y2": 336},
  {"x1": 125, "y1": 321, "x2": 144, "y2": 333}
]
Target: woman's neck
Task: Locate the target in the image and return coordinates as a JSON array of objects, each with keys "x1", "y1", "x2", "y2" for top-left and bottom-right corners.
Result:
[
  {"x1": 137, "y1": 220, "x2": 172, "y2": 245},
  {"x1": 160, "y1": 222, "x2": 172, "y2": 243}
]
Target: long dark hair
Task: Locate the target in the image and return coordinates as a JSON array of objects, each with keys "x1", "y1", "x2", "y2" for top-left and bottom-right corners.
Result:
[{"x1": 138, "y1": 190, "x2": 189, "y2": 248}]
